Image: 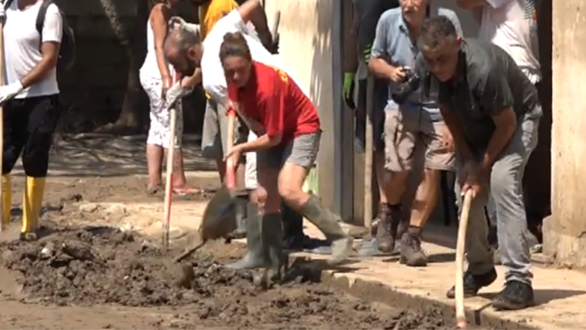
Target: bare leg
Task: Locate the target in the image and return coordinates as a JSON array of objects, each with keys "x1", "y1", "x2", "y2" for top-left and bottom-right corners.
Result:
[
  {"x1": 164, "y1": 148, "x2": 200, "y2": 194},
  {"x1": 409, "y1": 169, "x2": 440, "y2": 229},
  {"x1": 146, "y1": 144, "x2": 164, "y2": 191}
]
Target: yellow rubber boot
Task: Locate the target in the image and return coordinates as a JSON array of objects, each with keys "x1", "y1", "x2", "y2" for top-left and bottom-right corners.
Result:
[
  {"x1": 1, "y1": 175, "x2": 12, "y2": 227},
  {"x1": 21, "y1": 177, "x2": 46, "y2": 241}
]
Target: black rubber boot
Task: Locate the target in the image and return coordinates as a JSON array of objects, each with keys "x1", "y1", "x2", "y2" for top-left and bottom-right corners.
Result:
[
  {"x1": 225, "y1": 203, "x2": 268, "y2": 269},
  {"x1": 299, "y1": 195, "x2": 354, "y2": 265}
]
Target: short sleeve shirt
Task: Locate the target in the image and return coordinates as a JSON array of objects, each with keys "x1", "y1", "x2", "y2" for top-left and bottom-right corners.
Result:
[
  {"x1": 200, "y1": 0, "x2": 239, "y2": 40},
  {"x1": 370, "y1": 7, "x2": 463, "y2": 119},
  {"x1": 431, "y1": 39, "x2": 541, "y2": 151},
  {"x1": 227, "y1": 62, "x2": 320, "y2": 142}
]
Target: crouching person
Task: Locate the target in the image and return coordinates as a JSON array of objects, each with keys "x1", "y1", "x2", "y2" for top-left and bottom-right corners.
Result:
[{"x1": 221, "y1": 32, "x2": 354, "y2": 268}]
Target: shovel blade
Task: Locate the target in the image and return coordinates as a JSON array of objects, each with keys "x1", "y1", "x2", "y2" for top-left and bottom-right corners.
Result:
[{"x1": 200, "y1": 185, "x2": 238, "y2": 240}]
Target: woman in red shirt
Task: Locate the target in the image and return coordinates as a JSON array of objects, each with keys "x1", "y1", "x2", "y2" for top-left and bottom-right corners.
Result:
[{"x1": 221, "y1": 32, "x2": 354, "y2": 270}]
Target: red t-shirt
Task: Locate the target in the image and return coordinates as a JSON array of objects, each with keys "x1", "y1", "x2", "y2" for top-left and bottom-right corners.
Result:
[{"x1": 227, "y1": 61, "x2": 320, "y2": 142}]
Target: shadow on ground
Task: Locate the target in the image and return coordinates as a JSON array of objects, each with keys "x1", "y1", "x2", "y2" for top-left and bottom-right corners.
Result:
[{"x1": 12, "y1": 134, "x2": 216, "y2": 177}]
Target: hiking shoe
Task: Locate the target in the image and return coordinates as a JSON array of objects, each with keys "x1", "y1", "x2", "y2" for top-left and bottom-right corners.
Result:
[
  {"x1": 446, "y1": 268, "x2": 498, "y2": 299},
  {"x1": 399, "y1": 232, "x2": 427, "y2": 267},
  {"x1": 376, "y1": 204, "x2": 400, "y2": 253},
  {"x1": 492, "y1": 281, "x2": 535, "y2": 310}
]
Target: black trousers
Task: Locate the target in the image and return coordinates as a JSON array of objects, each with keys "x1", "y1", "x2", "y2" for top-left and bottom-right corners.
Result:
[{"x1": 3, "y1": 94, "x2": 60, "y2": 177}]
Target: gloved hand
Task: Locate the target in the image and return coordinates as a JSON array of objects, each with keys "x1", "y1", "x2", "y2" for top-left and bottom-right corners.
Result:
[
  {"x1": 343, "y1": 73, "x2": 356, "y2": 110},
  {"x1": 166, "y1": 80, "x2": 194, "y2": 109},
  {"x1": 362, "y1": 43, "x2": 373, "y2": 63},
  {"x1": 0, "y1": 82, "x2": 23, "y2": 105}
]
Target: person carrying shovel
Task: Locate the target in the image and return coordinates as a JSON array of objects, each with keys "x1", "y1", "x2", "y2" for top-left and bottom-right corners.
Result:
[
  {"x1": 418, "y1": 16, "x2": 541, "y2": 310},
  {"x1": 220, "y1": 32, "x2": 355, "y2": 269}
]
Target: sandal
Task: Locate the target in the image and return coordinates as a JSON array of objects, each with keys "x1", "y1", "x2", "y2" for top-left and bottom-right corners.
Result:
[
  {"x1": 146, "y1": 185, "x2": 163, "y2": 195},
  {"x1": 172, "y1": 185, "x2": 201, "y2": 196}
]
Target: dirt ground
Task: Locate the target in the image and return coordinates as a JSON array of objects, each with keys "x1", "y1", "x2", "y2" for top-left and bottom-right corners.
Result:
[{"x1": 0, "y1": 136, "x2": 458, "y2": 330}]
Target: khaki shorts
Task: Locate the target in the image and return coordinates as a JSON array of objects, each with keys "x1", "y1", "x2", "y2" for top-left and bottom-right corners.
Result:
[
  {"x1": 257, "y1": 131, "x2": 321, "y2": 171},
  {"x1": 201, "y1": 99, "x2": 248, "y2": 160},
  {"x1": 384, "y1": 108, "x2": 454, "y2": 172}
]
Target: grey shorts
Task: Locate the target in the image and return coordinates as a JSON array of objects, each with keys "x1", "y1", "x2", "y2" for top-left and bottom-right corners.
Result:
[
  {"x1": 354, "y1": 78, "x2": 388, "y2": 153},
  {"x1": 201, "y1": 99, "x2": 249, "y2": 160},
  {"x1": 257, "y1": 131, "x2": 321, "y2": 170}
]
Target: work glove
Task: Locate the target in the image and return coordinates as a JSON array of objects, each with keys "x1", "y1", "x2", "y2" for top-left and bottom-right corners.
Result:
[
  {"x1": 0, "y1": 81, "x2": 23, "y2": 105},
  {"x1": 343, "y1": 72, "x2": 356, "y2": 110},
  {"x1": 362, "y1": 43, "x2": 373, "y2": 63},
  {"x1": 166, "y1": 80, "x2": 194, "y2": 109}
]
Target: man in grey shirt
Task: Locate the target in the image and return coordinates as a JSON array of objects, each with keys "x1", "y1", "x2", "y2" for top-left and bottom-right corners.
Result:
[{"x1": 418, "y1": 16, "x2": 541, "y2": 310}]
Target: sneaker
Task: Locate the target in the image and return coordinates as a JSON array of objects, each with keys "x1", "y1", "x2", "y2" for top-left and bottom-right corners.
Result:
[
  {"x1": 399, "y1": 232, "x2": 427, "y2": 267},
  {"x1": 446, "y1": 268, "x2": 498, "y2": 299},
  {"x1": 492, "y1": 281, "x2": 534, "y2": 310}
]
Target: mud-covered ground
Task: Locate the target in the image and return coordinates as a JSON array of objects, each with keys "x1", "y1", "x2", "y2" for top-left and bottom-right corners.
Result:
[
  {"x1": 0, "y1": 220, "x2": 455, "y2": 330},
  {"x1": 0, "y1": 136, "x2": 459, "y2": 329}
]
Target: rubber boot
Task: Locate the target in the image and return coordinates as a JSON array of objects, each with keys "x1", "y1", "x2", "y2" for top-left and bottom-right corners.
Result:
[
  {"x1": 261, "y1": 213, "x2": 285, "y2": 282},
  {"x1": 225, "y1": 202, "x2": 268, "y2": 269},
  {"x1": 21, "y1": 177, "x2": 46, "y2": 241},
  {"x1": 1, "y1": 175, "x2": 12, "y2": 228},
  {"x1": 299, "y1": 195, "x2": 354, "y2": 265},
  {"x1": 227, "y1": 199, "x2": 247, "y2": 239}
]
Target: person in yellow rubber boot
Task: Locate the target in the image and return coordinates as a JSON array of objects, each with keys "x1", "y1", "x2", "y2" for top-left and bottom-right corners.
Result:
[{"x1": 1, "y1": 0, "x2": 64, "y2": 240}]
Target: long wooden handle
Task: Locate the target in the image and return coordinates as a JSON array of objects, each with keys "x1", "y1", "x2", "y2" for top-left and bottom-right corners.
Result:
[
  {"x1": 224, "y1": 109, "x2": 236, "y2": 189},
  {"x1": 363, "y1": 75, "x2": 374, "y2": 230},
  {"x1": 0, "y1": 16, "x2": 6, "y2": 232},
  {"x1": 270, "y1": 11, "x2": 281, "y2": 38},
  {"x1": 456, "y1": 189, "x2": 473, "y2": 329}
]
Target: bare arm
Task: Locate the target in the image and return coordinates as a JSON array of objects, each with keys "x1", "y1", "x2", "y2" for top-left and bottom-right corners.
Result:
[
  {"x1": 481, "y1": 108, "x2": 517, "y2": 168},
  {"x1": 181, "y1": 68, "x2": 202, "y2": 88},
  {"x1": 344, "y1": 6, "x2": 358, "y2": 74},
  {"x1": 151, "y1": 5, "x2": 172, "y2": 86},
  {"x1": 238, "y1": 0, "x2": 272, "y2": 49},
  {"x1": 440, "y1": 104, "x2": 475, "y2": 162},
  {"x1": 368, "y1": 13, "x2": 402, "y2": 81},
  {"x1": 20, "y1": 5, "x2": 62, "y2": 88}
]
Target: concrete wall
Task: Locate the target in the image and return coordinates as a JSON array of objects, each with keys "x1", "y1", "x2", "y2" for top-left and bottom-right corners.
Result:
[
  {"x1": 263, "y1": 0, "x2": 337, "y2": 210},
  {"x1": 542, "y1": 1, "x2": 586, "y2": 267}
]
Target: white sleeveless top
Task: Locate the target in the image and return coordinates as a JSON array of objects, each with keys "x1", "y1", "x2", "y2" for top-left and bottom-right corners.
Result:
[{"x1": 140, "y1": 18, "x2": 173, "y2": 79}]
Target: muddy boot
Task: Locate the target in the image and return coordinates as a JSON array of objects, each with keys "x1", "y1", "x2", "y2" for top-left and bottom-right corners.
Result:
[
  {"x1": 1, "y1": 175, "x2": 12, "y2": 229},
  {"x1": 399, "y1": 229, "x2": 427, "y2": 267},
  {"x1": 227, "y1": 199, "x2": 247, "y2": 240},
  {"x1": 225, "y1": 203, "x2": 268, "y2": 270},
  {"x1": 299, "y1": 195, "x2": 353, "y2": 265},
  {"x1": 260, "y1": 213, "x2": 285, "y2": 285},
  {"x1": 20, "y1": 177, "x2": 45, "y2": 242},
  {"x1": 376, "y1": 204, "x2": 400, "y2": 253}
]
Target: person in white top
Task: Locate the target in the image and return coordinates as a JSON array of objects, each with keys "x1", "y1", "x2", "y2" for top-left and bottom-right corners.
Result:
[
  {"x1": 456, "y1": 0, "x2": 544, "y2": 257},
  {"x1": 1, "y1": 0, "x2": 61, "y2": 241},
  {"x1": 139, "y1": 0, "x2": 200, "y2": 196}
]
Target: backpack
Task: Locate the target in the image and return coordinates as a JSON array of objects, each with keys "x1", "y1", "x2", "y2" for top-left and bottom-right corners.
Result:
[{"x1": 3, "y1": 0, "x2": 75, "y2": 71}]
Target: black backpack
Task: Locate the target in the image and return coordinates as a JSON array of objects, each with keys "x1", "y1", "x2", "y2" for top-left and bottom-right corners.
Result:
[{"x1": 4, "y1": 0, "x2": 75, "y2": 71}]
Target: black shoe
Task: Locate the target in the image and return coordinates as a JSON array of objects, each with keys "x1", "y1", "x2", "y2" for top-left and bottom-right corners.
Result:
[
  {"x1": 446, "y1": 268, "x2": 498, "y2": 299},
  {"x1": 399, "y1": 232, "x2": 427, "y2": 267},
  {"x1": 492, "y1": 281, "x2": 534, "y2": 310}
]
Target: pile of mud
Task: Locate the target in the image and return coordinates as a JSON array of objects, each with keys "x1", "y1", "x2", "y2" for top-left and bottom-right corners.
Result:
[
  {"x1": 0, "y1": 223, "x2": 256, "y2": 307},
  {"x1": 0, "y1": 223, "x2": 455, "y2": 329}
]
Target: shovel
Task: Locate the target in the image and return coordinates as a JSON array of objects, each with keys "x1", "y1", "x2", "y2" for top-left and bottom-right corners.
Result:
[
  {"x1": 173, "y1": 108, "x2": 240, "y2": 263},
  {"x1": 455, "y1": 189, "x2": 473, "y2": 329}
]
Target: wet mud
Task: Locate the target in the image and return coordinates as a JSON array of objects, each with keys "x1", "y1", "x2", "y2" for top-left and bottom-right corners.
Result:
[{"x1": 0, "y1": 222, "x2": 457, "y2": 329}]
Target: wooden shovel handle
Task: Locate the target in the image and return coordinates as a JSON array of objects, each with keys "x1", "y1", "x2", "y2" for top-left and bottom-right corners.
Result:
[
  {"x1": 224, "y1": 108, "x2": 236, "y2": 189},
  {"x1": 456, "y1": 189, "x2": 473, "y2": 328}
]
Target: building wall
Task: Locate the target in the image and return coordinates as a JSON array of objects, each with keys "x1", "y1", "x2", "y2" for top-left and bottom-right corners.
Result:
[
  {"x1": 542, "y1": 1, "x2": 586, "y2": 267},
  {"x1": 263, "y1": 0, "x2": 337, "y2": 209}
]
